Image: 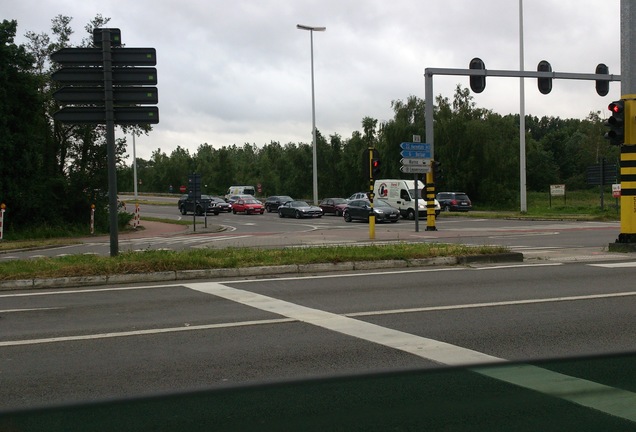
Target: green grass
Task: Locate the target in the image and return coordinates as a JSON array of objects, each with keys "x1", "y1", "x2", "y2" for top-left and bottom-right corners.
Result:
[
  {"x1": 0, "y1": 189, "x2": 620, "y2": 281},
  {"x1": 0, "y1": 243, "x2": 510, "y2": 281}
]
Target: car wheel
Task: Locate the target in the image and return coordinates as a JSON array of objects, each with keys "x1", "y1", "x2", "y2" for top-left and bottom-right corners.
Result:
[
  {"x1": 266, "y1": 205, "x2": 271, "y2": 213},
  {"x1": 278, "y1": 210, "x2": 284, "y2": 218},
  {"x1": 295, "y1": 211, "x2": 302, "y2": 219},
  {"x1": 344, "y1": 212, "x2": 352, "y2": 222},
  {"x1": 444, "y1": 205, "x2": 450, "y2": 212},
  {"x1": 407, "y1": 209, "x2": 415, "y2": 220},
  {"x1": 180, "y1": 206, "x2": 187, "y2": 215},
  {"x1": 232, "y1": 209, "x2": 237, "y2": 214}
]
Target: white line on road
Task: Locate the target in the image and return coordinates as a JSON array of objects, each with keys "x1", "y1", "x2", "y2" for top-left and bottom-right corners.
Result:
[{"x1": 185, "y1": 281, "x2": 636, "y2": 423}]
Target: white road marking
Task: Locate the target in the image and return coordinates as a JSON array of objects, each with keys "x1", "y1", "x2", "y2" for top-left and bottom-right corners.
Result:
[
  {"x1": 590, "y1": 261, "x2": 636, "y2": 268},
  {"x1": 184, "y1": 281, "x2": 636, "y2": 422},
  {"x1": 0, "y1": 318, "x2": 293, "y2": 347}
]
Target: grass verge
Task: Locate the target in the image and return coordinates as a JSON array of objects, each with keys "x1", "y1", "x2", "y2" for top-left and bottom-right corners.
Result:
[{"x1": 0, "y1": 243, "x2": 509, "y2": 281}]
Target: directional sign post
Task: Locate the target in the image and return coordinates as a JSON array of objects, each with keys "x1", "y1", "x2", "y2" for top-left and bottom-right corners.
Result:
[
  {"x1": 399, "y1": 142, "x2": 433, "y2": 233},
  {"x1": 51, "y1": 28, "x2": 160, "y2": 257}
]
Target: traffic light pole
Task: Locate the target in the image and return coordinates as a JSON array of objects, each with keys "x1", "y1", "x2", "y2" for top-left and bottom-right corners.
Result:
[
  {"x1": 424, "y1": 66, "x2": 620, "y2": 229},
  {"x1": 612, "y1": 95, "x2": 636, "y2": 250}
]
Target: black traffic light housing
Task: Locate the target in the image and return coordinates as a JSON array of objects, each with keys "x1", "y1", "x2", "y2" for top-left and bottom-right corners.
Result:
[
  {"x1": 432, "y1": 160, "x2": 443, "y2": 183},
  {"x1": 372, "y1": 158, "x2": 381, "y2": 178},
  {"x1": 537, "y1": 60, "x2": 552, "y2": 95},
  {"x1": 605, "y1": 100, "x2": 625, "y2": 146},
  {"x1": 595, "y1": 63, "x2": 610, "y2": 97},
  {"x1": 469, "y1": 58, "x2": 486, "y2": 93}
]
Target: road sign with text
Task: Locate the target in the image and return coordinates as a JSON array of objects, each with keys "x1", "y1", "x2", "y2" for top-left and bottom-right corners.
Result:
[{"x1": 400, "y1": 165, "x2": 430, "y2": 174}]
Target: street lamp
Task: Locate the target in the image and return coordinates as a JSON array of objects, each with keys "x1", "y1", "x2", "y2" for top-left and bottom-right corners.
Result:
[{"x1": 297, "y1": 24, "x2": 325, "y2": 205}]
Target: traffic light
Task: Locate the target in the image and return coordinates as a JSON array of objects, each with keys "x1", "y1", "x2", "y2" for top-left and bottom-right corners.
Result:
[
  {"x1": 469, "y1": 57, "x2": 486, "y2": 93},
  {"x1": 372, "y1": 158, "x2": 381, "y2": 178},
  {"x1": 605, "y1": 100, "x2": 625, "y2": 146},
  {"x1": 432, "y1": 160, "x2": 443, "y2": 183},
  {"x1": 537, "y1": 60, "x2": 552, "y2": 95},
  {"x1": 595, "y1": 63, "x2": 610, "y2": 97}
]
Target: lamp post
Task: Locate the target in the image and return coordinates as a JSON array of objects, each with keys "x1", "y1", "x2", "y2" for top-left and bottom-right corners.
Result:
[{"x1": 297, "y1": 24, "x2": 325, "y2": 205}]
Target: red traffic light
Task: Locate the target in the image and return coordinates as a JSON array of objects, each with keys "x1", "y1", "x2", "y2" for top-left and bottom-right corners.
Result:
[{"x1": 609, "y1": 101, "x2": 623, "y2": 114}]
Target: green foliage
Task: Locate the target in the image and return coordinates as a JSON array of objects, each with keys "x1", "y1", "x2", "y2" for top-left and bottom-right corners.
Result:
[{"x1": 2, "y1": 13, "x2": 616, "y2": 237}]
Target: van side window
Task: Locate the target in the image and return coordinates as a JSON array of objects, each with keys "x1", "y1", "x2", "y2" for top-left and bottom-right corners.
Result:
[{"x1": 400, "y1": 189, "x2": 410, "y2": 201}]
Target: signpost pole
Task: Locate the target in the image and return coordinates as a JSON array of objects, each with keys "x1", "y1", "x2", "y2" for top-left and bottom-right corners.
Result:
[{"x1": 102, "y1": 29, "x2": 119, "y2": 257}]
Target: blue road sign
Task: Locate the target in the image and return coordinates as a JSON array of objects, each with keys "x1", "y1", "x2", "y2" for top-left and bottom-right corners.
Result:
[
  {"x1": 400, "y1": 150, "x2": 431, "y2": 158},
  {"x1": 400, "y1": 142, "x2": 431, "y2": 152}
]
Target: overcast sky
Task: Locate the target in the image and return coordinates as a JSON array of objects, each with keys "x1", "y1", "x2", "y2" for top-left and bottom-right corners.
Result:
[{"x1": 4, "y1": 0, "x2": 622, "y2": 161}]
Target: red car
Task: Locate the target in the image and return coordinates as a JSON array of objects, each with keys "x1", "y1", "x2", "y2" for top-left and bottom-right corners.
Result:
[
  {"x1": 319, "y1": 197, "x2": 348, "y2": 216},
  {"x1": 232, "y1": 198, "x2": 265, "y2": 214}
]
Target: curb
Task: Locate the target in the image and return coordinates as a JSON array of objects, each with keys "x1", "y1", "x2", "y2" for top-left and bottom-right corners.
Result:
[{"x1": 0, "y1": 253, "x2": 524, "y2": 291}]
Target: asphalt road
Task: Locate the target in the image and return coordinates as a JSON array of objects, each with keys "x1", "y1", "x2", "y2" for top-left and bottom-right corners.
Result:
[
  {"x1": 2, "y1": 259, "x2": 636, "y2": 430},
  {"x1": 0, "y1": 200, "x2": 625, "y2": 260}
]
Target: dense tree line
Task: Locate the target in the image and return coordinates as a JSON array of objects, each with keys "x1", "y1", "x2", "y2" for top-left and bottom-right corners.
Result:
[
  {"x1": 0, "y1": 15, "x2": 617, "y2": 235},
  {"x1": 120, "y1": 87, "x2": 615, "y2": 208}
]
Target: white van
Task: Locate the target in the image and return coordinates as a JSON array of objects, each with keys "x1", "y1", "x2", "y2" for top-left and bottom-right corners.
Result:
[
  {"x1": 373, "y1": 179, "x2": 440, "y2": 219},
  {"x1": 225, "y1": 185, "x2": 256, "y2": 201}
]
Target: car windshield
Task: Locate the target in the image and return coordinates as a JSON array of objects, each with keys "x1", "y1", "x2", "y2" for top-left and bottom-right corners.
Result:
[
  {"x1": 291, "y1": 201, "x2": 309, "y2": 207},
  {"x1": 243, "y1": 199, "x2": 259, "y2": 204},
  {"x1": 332, "y1": 198, "x2": 347, "y2": 204}
]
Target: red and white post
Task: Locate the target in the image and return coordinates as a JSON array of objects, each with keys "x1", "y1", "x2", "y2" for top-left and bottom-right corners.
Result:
[
  {"x1": 133, "y1": 203, "x2": 140, "y2": 229},
  {"x1": 0, "y1": 203, "x2": 5, "y2": 240},
  {"x1": 90, "y1": 204, "x2": 95, "y2": 235}
]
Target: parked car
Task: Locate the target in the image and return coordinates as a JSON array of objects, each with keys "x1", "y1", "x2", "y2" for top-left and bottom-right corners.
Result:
[
  {"x1": 343, "y1": 198, "x2": 400, "y2": 223},
  {"x1": 319, "y1": 198, "x2": 349, "y2": 216},
  {"x1": 209, "y1": 196, "x2": 232, "y2": 212},
  {"x1": 436, "y1": 192, "x2": 473, "y2": 212},
  {"x1": 265, "y1": 195, "x2": 293, "y2": 212},
  {"x1": 278, "y1": 200, "x2": 323, "y2": 219},
  {"x1": 347, "y1": 192, "x2": 369, "y2": 201},
  {"x1": 232, "y1": 198, "x2": 265, "y2": 214},
  {"x1": 178, "y1": 194, "x2": 220, "y2": 216},
  {"x1": 226, "y1": 194, "x2": 254, "y2": 206}
]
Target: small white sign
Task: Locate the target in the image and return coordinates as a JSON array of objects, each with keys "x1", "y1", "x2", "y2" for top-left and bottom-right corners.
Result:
[
  {"x1": 550, "y1": 184, "x2": 566, "y2": 196},
  {"x1": 400, "y1": 165, "x2": 429, "y2": 174},
  {"x1": 401, "y1": 158, "x2": 430, "y2": 166},
  {"x1": 613, "y1": 183, "x2": 621, "y2": 198}
]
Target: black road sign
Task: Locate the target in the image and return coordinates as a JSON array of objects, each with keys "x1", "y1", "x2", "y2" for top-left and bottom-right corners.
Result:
[
  {"x1": 586, "y1": 162, "x2": 618, "y2": 185},
  {"x1": 93, "y1": 28, "x2": 121, "y2": 47},
  {"x1": 52, "y1": 67, "x2": 157, "y2": 86},
  {"x1": 51, "y1": 47, "x2": 157, "y2": 66},
  {"x1": 53, "y1": 86, "x2": 159, "y2": 104},
  {"x1": 53, "y1": 106, "x2": 159, "y2": 124}
]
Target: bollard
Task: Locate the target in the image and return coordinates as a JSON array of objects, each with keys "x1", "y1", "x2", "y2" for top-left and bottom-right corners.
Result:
[
  {"x1": 133, "y1": 203, "x2": 140, "y2": 229},
  {"x1": 90, "y1": 204, "x2": 95, "y2": 235},
  {"x1": 0, "y1": 203, "x2": 5, "y2": 240}
]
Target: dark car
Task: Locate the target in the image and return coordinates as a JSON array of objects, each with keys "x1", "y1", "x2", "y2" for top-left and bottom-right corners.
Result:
[
  {"x1": 436, "y1": 192, "x2": 472, "y2": 212},
  {"x1": 209, "y1": 196, "x2": 232, "y2": 212},
  {"x1": 278, "y1": 200, "x2": 323, "y2": 219},
  {"x1": 319, "y1": 197, "x2": 349, "y2": 216},
  {"x1": 178, "y1": 194, "x2": 220, "y2": 216},
  {"x1": 265, "y1": 195, "x2": 293, "y2": 212},
  {"x1": 343, "y1": 198, "x2": 400, "y2": 223},
  {"x1": 232, "y1": 198, "x2": 265, "y2": 215}
]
